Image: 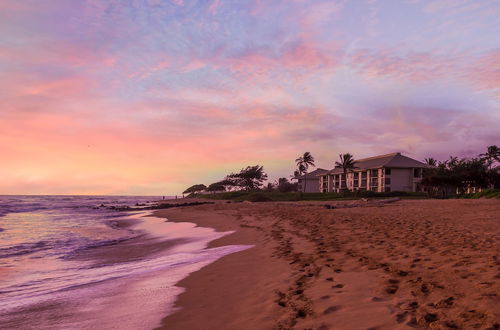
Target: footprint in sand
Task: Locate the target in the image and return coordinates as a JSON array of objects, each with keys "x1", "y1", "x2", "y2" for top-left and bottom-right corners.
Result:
[{"x1": 323, "y1": 305, "x2": 342, "y2": 315}]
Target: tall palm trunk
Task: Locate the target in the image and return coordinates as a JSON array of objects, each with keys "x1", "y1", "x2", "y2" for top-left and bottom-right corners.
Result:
[{"x1": 303, "y1": 171, "x2": 307, "y2": 192}]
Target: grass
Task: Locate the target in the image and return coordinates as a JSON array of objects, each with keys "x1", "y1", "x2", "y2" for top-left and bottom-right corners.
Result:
[
  {"x1": 195, "y1": 190, "x2": 429, "y2": 202},
  {"x1": 465, "y1": 189, "x2": 500, "y2": 199}
]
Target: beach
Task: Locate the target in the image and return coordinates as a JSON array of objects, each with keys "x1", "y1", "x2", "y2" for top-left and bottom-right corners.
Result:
[{"x1": 156, "y1": 199, "x2": 499, "y2": 330}]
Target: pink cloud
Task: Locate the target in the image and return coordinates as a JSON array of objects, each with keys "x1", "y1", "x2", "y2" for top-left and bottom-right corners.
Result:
[
  {"x1": 465, "y1": 50, "x2": 500, "y2": 97},
  {"x1": 348, "y1": 48, "x2": 500, "y2": 98},
  {"x1": 208, "y1": 0, "x2": 221, "y2": 14},
  {"x1": 219, "y1": 39, "x2": 338, "y2": 84},
  {"x1": 349, "y1": 49, "x2": 460, "y2": 82}
]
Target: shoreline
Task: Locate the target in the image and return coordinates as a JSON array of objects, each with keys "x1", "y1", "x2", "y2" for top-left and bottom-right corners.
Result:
[
  {"x1": 153, "y1": 199, "x2": 500, "y2": 330},
  {"x1": 153, "y1": 202, "x2": 292, "y2": 329},
  {"x1": 0, "y1": 207, "x2": 247, "y2": 330}
]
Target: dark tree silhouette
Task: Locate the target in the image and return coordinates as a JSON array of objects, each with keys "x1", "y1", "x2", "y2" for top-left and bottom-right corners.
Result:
[
  {"x1": 335, "y1": 153, "x2": 356, "y2": 174},
  {"x1": 480, "y1": 145, "x2": 500, "y2": 170},
  {"x1": 424, "y1": 157, "x2": 437, "y2": 166},
  {"x1": 206, "y1": 182, "x2": 226, "y2": 193},
  {"x1": 227, "y1": 165, "x2": 268, "y2": 191},
  {"x1": 295, "y1": 152, "x2": 315, "y2": 192},
  {"x1": 182, "y1": 184, "x2": 207, "y2": 195}
]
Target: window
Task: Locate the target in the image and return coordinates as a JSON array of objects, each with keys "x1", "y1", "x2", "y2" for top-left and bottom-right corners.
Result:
[
  {"x1": 385, "y1": 168, "x2": 391, "y2": 175},
  {"x1": 361, "y1": 172, "x2": 367, "y2": 178},
  {"x1": 371, "y1": 169, "x2": 378, "y2": 176},
  {"x1": 414, "y1": 168, "x2": 421, "y2": 178},
  {"x1": 385, "y1": 178, "x2": 391, "y2": 185},
  {"x1": 385, "y1": 187, "x2": 391, "y2": 192}
]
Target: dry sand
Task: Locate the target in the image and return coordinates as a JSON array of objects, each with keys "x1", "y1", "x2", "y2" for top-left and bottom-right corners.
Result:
[{"x1": 155, "y1": 199, "x2": 499, "y2": 330}]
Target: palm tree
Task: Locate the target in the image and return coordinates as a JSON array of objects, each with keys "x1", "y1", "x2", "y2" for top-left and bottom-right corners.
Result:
[
  {"x1": 291, "y1": 164, "x2": 306, "y2": 181},
  {"x1": 480, "y1": 145, "x2": 500, "y2": 170},
  {"x1": 335, "y1": 153, "x2": 356, "y2": 173},
  {"x1": 335, "y1": 153, "x2": 356, "y2": 191},
  {"x1": 295, "y1": 152, "x2": 315, "y2": 192},
  {"x1": 424, "y1": 157, "x2": 437, "y2": 166}
]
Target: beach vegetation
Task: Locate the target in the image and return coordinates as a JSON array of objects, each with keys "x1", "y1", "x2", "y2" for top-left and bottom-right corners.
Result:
[
  {"x1": 276, "y1": 177, "x2": 298, "y2": 193},
  {"x1": 295, "y1": 152, "x2": 315, "y2": 191},
  {"x1": 197, "y1": 190, "x2": 428, "y2": 202},
  {"x1": 206, "y1": 182, "x2": 227, "y2": 193},
  {"x1": 335, "y1": 153, "x2": 356, "y2": 173},
  {"x1": 183, "y1": 184, "x2": 207, "y2": 195},
  {"x1": 480, "y1": 145, "x2": 500, "y2": 170},
  {"x1": 424, "y1": 157, "x2": 437, "y2": 166},
  {"x1": 246, "y1": 192, "x2": 273, "y2": 202},
  {"x1": 226, "y1": 165, "x2": 268, "y2": 191},
  {"x1": 422, "y1": 145, "x2": 500, "y2": 197}
]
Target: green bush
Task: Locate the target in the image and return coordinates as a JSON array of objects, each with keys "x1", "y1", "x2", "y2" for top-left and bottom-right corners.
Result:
[
  {"x1": 469, "y1": 189, "x2": 500, "y2": 199},
  {"x1": 196, "y1": 190, "x2": 428, "y2": 201},
  {"x1": 246, "y1": 192, "x2": 273, "y2": 202}
]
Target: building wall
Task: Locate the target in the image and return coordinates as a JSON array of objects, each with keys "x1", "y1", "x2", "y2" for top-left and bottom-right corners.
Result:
[
  {"x1": 390, "y1": 168, "x2": 413, "y2": 191},
  {"x1": 320, "y1": 175, "x2": 331, "y2": 192},
  {"x1": 298, "y1": 178, "x2": 321, "y2": 193}
]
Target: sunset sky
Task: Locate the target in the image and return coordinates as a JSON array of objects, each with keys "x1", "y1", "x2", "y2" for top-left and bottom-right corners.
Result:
[{"x1": 1, "y1": 0, "x2": 499, "y2": 195}]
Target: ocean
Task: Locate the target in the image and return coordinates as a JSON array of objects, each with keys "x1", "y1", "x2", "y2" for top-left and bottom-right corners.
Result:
[{"x1": 0, "y1": 195, "x2": 250, "y2": 329}]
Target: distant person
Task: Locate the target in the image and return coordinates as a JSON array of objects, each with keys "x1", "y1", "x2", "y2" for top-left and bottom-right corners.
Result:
[{"x1": 162, "y1": 196, "x2": 165, "y2": 200}]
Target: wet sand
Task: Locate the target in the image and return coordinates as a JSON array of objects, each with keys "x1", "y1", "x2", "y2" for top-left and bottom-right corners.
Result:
[
  {"x1": 0, "y1": 211, "x2": 243, "y2": 330},
  {"x1": 157, "y1": 199, "x2": 500, "y2": 330}
]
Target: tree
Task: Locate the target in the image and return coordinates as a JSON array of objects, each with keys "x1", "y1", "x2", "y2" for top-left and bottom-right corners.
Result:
[
  {"x1": 424, "y1": 157, "x2": 437, "y2": 166},
  {"x1": 276, "y1": 177, "x2": 298, "y2": 192},
  {"x1": 335, "y1": 153, "x2": 356, "y2": 174},
  {"x1": 227, "y1": 165, "x2": 268, "y2": 191},
  {"x1": 422, "y1": 157, "x2": 489, "y2": 196},
  {"x1": 291, "y1": 164, "x2": 306, "y2": 181},
  {"x1": 182, "y1": 184, "x2": 207, "y2": 195},
  {"x1": 264, "y1": 182, "x2": 275, "y2": 192},
  {"x1": 295, "y1": 152, "x2": 315, "y2": 192},
  {"x1": 206, "y1": 182, "x2": 226, "y2": 193},
  {"x1": 480, "y1": 145, "x2": 500, "y2": 170}
]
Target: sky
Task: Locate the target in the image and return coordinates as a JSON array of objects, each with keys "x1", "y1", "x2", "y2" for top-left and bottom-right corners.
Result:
[{"x1": 1, "y1": 0, "x2": 499, "y2": 195}]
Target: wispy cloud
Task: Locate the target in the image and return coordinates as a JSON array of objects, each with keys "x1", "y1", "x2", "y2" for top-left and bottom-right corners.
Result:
[{"x1": 0, "y1": 0, "x2": 498, "y2": 194}]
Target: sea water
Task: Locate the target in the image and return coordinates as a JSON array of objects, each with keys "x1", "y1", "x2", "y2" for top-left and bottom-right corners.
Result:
[{"x1": 0, "y1": 195, "x2": 250, "y2": 329}]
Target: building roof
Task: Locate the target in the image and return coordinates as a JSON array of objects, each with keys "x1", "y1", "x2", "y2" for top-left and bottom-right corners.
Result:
[
  {"x1": 297, "y1": 168, "x2": 328, "y2": 180},
  {"x1": 322, "y1": 153, "x2": 431, "y2": 175}
]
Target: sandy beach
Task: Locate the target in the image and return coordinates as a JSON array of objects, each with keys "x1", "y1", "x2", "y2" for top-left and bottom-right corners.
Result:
[{"x1": 155, "y1": 199, "x2": 499, "y2": 330}]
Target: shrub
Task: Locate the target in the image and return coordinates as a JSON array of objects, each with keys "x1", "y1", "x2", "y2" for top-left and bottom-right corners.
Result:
[
  {"x1": 246, "y1": 192, "x2": 273, "y2": 202},
  {"x1": 470, "y1": 189, "x2": 500, "y2": 199}
]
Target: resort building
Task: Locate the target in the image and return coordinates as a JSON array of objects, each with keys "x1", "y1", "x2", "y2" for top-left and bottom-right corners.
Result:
[
  {"x1": 297, "y1": 168, "x2": 328, "y2": 193},
  {"x1": 319, "y1": 153, "x2": 431, "y2": 193}
]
